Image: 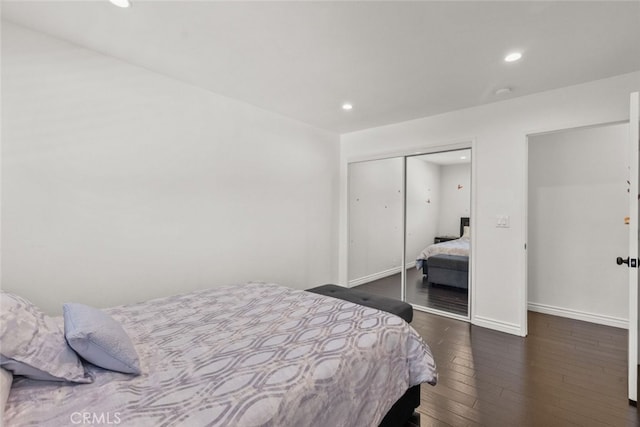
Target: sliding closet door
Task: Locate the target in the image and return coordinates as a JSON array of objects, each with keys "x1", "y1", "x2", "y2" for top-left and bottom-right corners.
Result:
[
  {"x1": 405, "y1": 150, "x2": 471, "y2": 318},
  {"x1": 348, "y1": 157, "x2": 403, "y2": 299}
]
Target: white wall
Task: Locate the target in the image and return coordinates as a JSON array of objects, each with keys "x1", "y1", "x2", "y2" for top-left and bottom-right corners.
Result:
[
  {"x1": 528, "y1": 124, "x2": 628, "y2": 326},
  {"x1": 1, "y1": 23, "x2": 340, "y2": 314},
  {"x1": 347, "y1": 158, "x2": 403, "y2": 283},
  {"x1": 406, "y1": 158, "x2": 440, "y2": 261},
  {"x1": 437, "y1": 163, "x2": 471, "y2": 237},
  {"x1": 340, "y1": 71, "x2": 640, "y2": 336}
]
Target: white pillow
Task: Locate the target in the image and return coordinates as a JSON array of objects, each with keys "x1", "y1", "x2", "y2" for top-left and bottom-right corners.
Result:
[
  {"x1": 0, "y1": 292, "x2": 91, "y2": 383},
  {"x1": 0, "y1": 368, "x2": 12, "y2": 416}
]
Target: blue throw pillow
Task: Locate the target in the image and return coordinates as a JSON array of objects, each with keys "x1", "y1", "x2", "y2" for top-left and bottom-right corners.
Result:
[{"x1": 63, "y1": 303, "x2": 141, "y2": 375}]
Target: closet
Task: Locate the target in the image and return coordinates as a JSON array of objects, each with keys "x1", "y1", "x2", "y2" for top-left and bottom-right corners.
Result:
[{"x1": 348, "y1": 148, "x2": 472, "y2": 319}]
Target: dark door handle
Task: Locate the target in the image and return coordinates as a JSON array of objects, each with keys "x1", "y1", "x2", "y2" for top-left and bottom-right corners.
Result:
[
  {"x1": 617, "y1": 257, "x2": 630, "y2": 266},
  {"x1": 617, "y1": 257, "x2": 638, "y2": 268}
]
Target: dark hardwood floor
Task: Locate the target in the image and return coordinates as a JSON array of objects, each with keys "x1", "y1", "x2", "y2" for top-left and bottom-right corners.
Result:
[
  {"x1": 410, "y1": 310, "x2": 639, "y2": 426},
  {"x1": 354, "y1": 268, "x2": 468, "y2": 316}
]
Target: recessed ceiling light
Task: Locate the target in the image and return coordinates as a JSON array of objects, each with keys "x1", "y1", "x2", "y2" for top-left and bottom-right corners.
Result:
[
  {"x1": 460, "y1": 156, "x2": 467, "y2": 160},
  {"x1": 504, "y1": 52, "x2": 522, "y2": 62},
  {"x1": 109, "y1": 0, "x2": 131, "y2": 8},
  {"x1": 342, "y1": 103, "x2": 353, "y2": 111}
]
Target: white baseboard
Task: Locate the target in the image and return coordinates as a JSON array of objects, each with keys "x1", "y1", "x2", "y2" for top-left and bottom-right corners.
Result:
[
  {"x1": 473, "y1": 315, "x2": 523, "y2": 336},
  {"x1": 348, "y1": 266, "x2": 402, "y2": 287},
  {"x1": 347, "y1": 262, "x2": 419, "y2": 288},
  {"x1": 528, "y1": 302, "x2": 628, "y2": 329}
]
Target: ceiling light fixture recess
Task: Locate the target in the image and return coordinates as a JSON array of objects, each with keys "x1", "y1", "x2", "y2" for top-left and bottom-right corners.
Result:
[
  {"x1": 504, "y1": 52, "x2": 522, "y2": 62},
  {"x1": 342, "y1": 103, "x2": 353, "y2": 111},
  {"x1": 109, "y1": 0, "x2": 131, "y2": 8}
]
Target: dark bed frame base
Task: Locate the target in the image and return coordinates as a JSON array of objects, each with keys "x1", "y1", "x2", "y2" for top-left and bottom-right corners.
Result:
[
  {"x1": 422, "y1": 255, "x2": 469, "y2": 290},
  {"x1": 379, "y1": 385, "x2": 420, "y2": 427},
  {"x1": 306, "y1": 285, "x2": 421, "y2": 427},
  {"x1": 422, "y1": 217, "x2": 470, "y2": 290}
]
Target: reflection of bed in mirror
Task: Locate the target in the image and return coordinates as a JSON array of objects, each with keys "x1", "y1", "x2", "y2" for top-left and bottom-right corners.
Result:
[{"x1": 416, "y1": 217, "x2": 469, "y2": 289}]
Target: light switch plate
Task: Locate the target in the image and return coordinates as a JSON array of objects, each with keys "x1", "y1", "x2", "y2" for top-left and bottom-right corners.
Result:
[{"x1": 496, "y1": 215, "x2": 510, "y2": 228}]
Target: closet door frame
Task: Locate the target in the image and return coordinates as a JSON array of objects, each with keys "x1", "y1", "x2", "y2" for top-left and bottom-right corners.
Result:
[{"x1": 344, "y1": 139, "x2": 476, "y2": 323}]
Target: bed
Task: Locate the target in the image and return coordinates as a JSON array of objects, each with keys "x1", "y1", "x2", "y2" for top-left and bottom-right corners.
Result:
[
  {"x1": 416, "y1": 217, "x2": 470, "y2": 289},
  {"x1": 1, "y1": 282, "x2": 437, "y2": 427}
]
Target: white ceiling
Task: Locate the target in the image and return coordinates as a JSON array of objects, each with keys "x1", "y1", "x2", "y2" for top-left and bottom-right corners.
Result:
[
  {"x1": 2, "y1": 1, "x2": 639, "y2": 134},
  {"x1": 413, "y1": 149, "x2": 471, "y2": 166}
]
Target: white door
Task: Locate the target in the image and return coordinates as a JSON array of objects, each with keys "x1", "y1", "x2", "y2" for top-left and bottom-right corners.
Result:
[{"x1": 626, "y1": 92, "x2": 640, "y2": 404}]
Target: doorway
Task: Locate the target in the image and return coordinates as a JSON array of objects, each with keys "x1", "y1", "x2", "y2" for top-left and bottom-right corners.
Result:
[{"x1": 527, "y1": 123, "x2": 629, "y2": 328}]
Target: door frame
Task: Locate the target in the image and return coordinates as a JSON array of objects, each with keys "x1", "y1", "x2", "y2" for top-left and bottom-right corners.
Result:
[
  {"x1": 522, "y1": 119, "x2": 630, "y2": 337},
  {"x1": 628, "y1": 91, "x2": 639, "y2": 404}
]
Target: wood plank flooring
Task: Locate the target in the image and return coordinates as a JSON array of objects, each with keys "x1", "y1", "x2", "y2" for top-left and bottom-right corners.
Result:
[
  {"x1": 354, "y1": 268, "x2": 468, "y2": 316},
  {"x1": 410, "y1": 310, "x2": 639, "y2": 426}
]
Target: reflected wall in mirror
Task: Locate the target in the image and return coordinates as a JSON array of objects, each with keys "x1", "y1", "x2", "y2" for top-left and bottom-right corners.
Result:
[
  {"x1": 348, "y1": 157, "x2": 403, "y2": 299},
  {"x1": 406, "y1": 149, "x2": 471, "y2": 317}
]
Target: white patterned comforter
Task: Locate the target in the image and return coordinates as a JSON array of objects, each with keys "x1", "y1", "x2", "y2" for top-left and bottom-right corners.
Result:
[
  {"x1": 416, "y1": 237, "x2": 470, "y2": 270},
  {"x1": 5, "y1": 283, "x2": 437, "y2": 427}
]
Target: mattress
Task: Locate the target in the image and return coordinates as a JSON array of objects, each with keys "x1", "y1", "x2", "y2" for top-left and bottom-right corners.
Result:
[
  {"x1": 4, "y1": 282, "x2": 437, "y2": 427},
  {"x1": 416, "y1": 236, "x2": 470, "y2": 271}
]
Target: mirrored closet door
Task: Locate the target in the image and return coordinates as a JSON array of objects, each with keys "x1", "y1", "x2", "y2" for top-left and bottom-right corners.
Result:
[
  {"x1": 405, "y1": 150, "x2": 471, "y2": 317},
  {"x1": 347, "y1": 148, "x2": 472, "y2": 319},
  {"x1": 348, "y1": 157, "x2": 403, "y2": 299}
]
